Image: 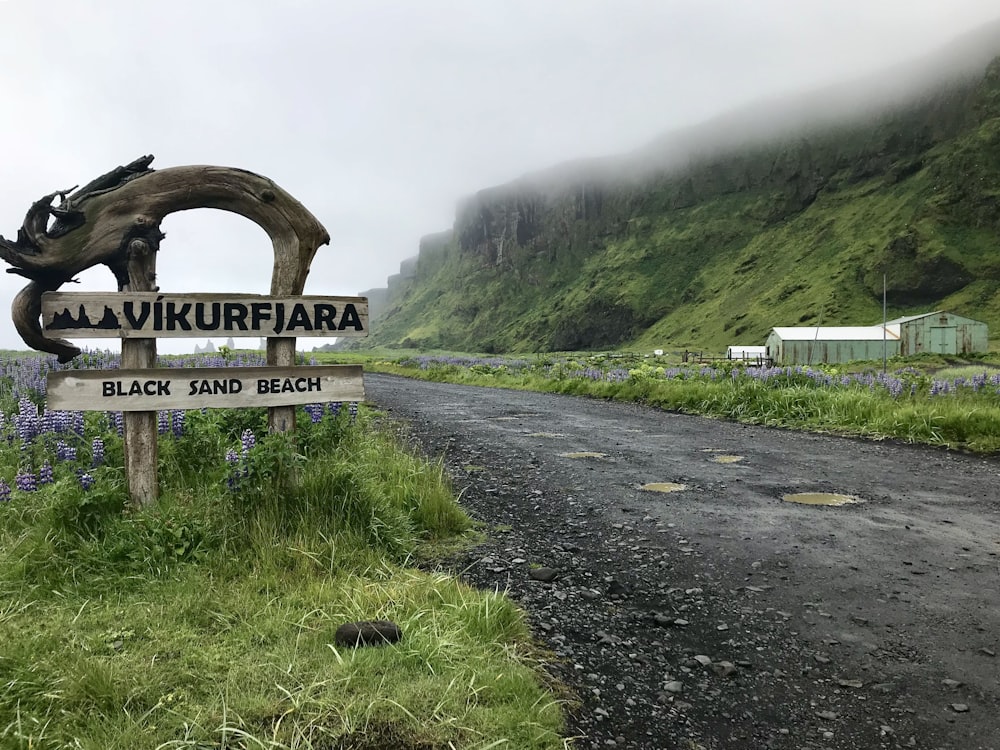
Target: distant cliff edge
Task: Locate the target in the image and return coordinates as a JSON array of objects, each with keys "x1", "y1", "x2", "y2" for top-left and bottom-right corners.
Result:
[{"x1": 357, "y1": 20, "x2": 1000, "y2": 354}]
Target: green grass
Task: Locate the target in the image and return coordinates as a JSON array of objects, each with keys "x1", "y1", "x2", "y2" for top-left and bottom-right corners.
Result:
[
  {"x1": 0, "y1": 405, "x2": 568, "y2": 749},
  {"x1": 328, "y1": 350, "x2": 1000, "y2": 454}
]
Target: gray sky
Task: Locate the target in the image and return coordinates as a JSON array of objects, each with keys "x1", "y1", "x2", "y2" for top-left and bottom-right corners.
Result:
[{"x1": 2, "y1": 0, "x2": 998, "y2": 354}]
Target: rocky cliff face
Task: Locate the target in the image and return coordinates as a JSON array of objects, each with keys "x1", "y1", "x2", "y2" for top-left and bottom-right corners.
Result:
[{"x1": 366, "y1": 37, "x2": 1000, "y2": 353}]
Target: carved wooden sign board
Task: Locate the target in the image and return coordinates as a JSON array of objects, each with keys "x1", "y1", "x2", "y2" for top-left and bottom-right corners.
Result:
[
  {"x1": 41, "y1": 293, "x2": 368, "y2": 339},
  {"x1": 39, "y1": 295, "x2": 367, "y2": 411},
  {"x1": 0, "y1": 155, "x2": 366, "y2": 506},
  {"x1": 47, "y1": 364, "x2": 366, "y2": 411}
]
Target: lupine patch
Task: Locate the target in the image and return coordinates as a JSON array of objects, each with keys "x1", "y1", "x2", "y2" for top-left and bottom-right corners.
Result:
[
  {"x1": 371, "y1": 352, "x2": 1000, "y2": 452},
  {"x1": 391, "y1": 354, "x2": 1000, "y2": 402},
  {"x1": 0, "y1": 348, "x2": 357, "y2": 503}
]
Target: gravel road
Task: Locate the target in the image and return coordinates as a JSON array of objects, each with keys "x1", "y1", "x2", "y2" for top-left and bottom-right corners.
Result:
[{"x1": 366, "y1": 373, "x2": 1000, "y2": 750}]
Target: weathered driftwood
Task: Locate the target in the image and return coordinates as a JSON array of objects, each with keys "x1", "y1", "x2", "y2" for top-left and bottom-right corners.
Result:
[
  {"x1": 2, "y1": 156, "x2": 331, "y2": 505},
  {"x1": 0, "y1": 155, "x2": 329, "y2": 362}
]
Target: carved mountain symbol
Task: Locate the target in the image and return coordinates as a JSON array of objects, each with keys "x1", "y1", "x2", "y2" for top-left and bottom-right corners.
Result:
[
  {"x1": 95, "y1": 306, "x2": 120, "y2": 329},
  {"x1": 46, "y1": 304, "x2": 121, "y2": 331}
]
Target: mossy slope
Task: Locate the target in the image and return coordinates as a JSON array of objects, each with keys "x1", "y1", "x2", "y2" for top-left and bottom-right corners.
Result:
[{"x1": 366, "y1": 53, "x2": 1000, "y2": 354}]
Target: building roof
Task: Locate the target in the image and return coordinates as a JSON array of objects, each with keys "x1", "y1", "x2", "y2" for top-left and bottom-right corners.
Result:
[
  {"x1": 884, "y1": 311, "x2": 944, "y2": 325},
  {"x1": 770, "y1": 325, "x2": 900, "y2": 341}
]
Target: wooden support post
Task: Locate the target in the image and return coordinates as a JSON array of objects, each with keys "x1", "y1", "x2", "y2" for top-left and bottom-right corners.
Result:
[
  {"x1": 267, "y1": 337, "x2": 296, "y2": 434},
  {"x1": 122, "y1": 238, "x2": 158, "y2": 506}
]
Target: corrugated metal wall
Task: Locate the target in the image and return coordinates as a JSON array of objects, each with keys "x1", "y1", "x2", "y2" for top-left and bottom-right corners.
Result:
[
  {"x1": 897, "y1": 313, "x2": 989, "y2": 355},
  {"x1": 784, "y1": 339, "x2": 899, "y2": 365}
]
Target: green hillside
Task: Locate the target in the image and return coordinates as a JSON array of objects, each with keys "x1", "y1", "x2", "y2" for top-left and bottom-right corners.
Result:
[{"x1": 362, "y1": 45, "x2": 1000, "y2": 355}]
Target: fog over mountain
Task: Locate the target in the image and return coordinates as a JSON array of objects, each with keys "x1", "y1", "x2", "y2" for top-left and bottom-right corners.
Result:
[{"x1": 491, "y1": 16, "x2": 1000, "y2": 193}]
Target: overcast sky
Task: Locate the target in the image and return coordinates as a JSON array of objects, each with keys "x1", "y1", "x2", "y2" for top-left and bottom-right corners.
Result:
[{"x1": 2, "y1": 0, "x2": 998, "y2": 354}]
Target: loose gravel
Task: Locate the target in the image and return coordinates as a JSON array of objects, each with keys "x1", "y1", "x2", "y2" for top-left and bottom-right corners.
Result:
[{"x1": 368, "y1": 374, "x2": 1000, "y2": 750}]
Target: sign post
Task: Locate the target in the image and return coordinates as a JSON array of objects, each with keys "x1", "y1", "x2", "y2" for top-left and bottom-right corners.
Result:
[
  {"x1": 0, "y1": 155, "x2": 365, "y2": 507},
  {"x1": 122, "y1": 237, "x2": 159, "y2": 505}
]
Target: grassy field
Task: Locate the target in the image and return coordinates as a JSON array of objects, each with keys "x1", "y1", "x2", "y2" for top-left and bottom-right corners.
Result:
[
  {"x1": 319, "y1": 348, "x2": 1000, "y2": 454},
  {"x1": 10, "y1": 341, "x2": 998, "y2": 747},
  {"x1": 0, "y1": 351, "x2": 567, "y2": 749}
]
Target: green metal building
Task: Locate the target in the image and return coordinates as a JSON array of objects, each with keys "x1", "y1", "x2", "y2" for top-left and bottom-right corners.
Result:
[
  {"x1": 764, "y1": 311, "x2": 988, "y2": 365},
  {"x1": 765, "y1": 325, "x2": 899, "y2": 365},
  {"x1": 886, "y1": 311, "x2": 988, "y2": 356}
]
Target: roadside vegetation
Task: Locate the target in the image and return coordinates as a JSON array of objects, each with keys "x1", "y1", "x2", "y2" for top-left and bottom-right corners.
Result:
[
  {"x1": 324, "y1": 349, "x2": 1000, "y2": 454},
  {"x1": 0, "y1": 350, "x2": 566, "y2": 749}
]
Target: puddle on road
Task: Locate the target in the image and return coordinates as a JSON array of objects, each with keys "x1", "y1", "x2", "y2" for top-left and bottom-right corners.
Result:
[
  {"x1": 529, "y1": 432, "x2": 566, "y2": 438},
  {"x1": 712, "y1": 455, "x2": 744, "y2": 464},
  {"x1": 783, "y1": 492, "x2": 860, "y2": 506},
  {"x1": 560, "y1": 451, "x2": 607, "y2": 459},
  {"x1": 640, "y1": 482, "x2": 688, "y2": 493}
]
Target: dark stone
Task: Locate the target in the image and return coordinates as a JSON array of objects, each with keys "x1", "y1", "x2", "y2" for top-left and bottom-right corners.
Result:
[
  {"x1": 607, "y1": 579, "x2": 630, "y2": 598},
  {"x1": 529, "y1": 566, "x2": 560, "y2": 582},
  {"x1": 334, "y1": 620, "x2": 402, "y2": 648},
  {"x1": 712, "y1": 661, "x2": 738, "y2": 678}
]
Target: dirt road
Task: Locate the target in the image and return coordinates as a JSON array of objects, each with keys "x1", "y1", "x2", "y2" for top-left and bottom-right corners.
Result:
[{"x1": 366, "y1": 374, "x2": 1000, "y2": 750}]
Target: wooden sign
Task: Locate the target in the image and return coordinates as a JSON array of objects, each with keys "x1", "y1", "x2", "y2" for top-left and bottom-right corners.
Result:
[
  {"x1": 2, "y1": 156, "x2": 347, "y2": 506},
  {"x1": 41, "y1": 292, "x2": 368, "y2": 339},
  {"x1": 47, "y1": 365, "x2": 364, "y2": 411}
]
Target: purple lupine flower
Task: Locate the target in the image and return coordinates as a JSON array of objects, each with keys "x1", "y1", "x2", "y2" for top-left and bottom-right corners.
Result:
[
  {"x1": 240, "y1": 429, "x2": 255, "y2": 457},
  {"x1": 55, "y1": 440, "x2": 77, "y2": 462},
  {"x1": 0, "y1": 479, "x2": 10, "y2": 503},
  {"x1": 13, "y1": 398, "x2": 38, "y2": 443},
  {"x1": 91, "y1": 437, "x2": 105, "y2": 467},
  {"x1": 158, "y1": 411, "x2": 170, "y2": 435},
  {"x1": 304, "y1": 404, "x2": 324, "y2": 423},
  {"x1": 328, "y1": 402, "x2": 342, "y2": 417},
  {"x1": 72, "y1": 412, "x2": 84, "y2": 437},
  {"x1": 171, "y1": 410, "x2": 185, "y2": 438},
  {"x1": 225, "y1": 448, "x2": 241, "y2": 491},
  {"x1": 39, "y1": 461, "x2": 54, "y2": 485},
  {"x1": 349, "y1": 402, "x2": 359, "y2": 422},
  {"x1": 15, "y1": 469, "x2": 37, "y2": 493},
  {"x1": 77, "y1": 471, "x2": 95, "y2": 491}
]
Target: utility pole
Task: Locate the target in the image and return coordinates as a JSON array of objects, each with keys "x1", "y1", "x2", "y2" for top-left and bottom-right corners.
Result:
[{"x1": 882, "y1": 273, "x2": 887, "y2": 375}]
